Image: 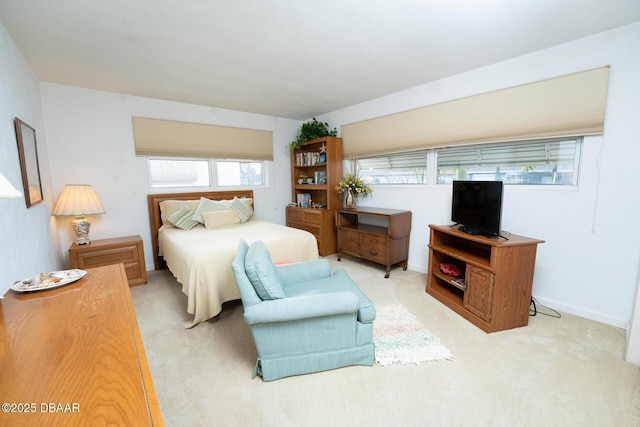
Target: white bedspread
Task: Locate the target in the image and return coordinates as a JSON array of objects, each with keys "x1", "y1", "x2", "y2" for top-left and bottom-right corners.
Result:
[{"x1": 159, "y1": 220, "x2": 319, "y2": 328}]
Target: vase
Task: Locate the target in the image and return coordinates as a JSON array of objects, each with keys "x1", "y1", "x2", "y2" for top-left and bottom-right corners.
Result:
[{"x1": 345, "y1": 188, "x2": 357, "y2": 209}]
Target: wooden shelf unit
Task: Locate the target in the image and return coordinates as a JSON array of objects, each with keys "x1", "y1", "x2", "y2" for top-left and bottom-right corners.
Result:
[
  {"x1": 426, "y1": 224, "x2": 544, "y2": 333},
  {"x1": 336, "y1": 207, "x2": 412, "y2": 278},
  {"x1": 286, "y1": 136, "x2": 342, "y2": 256}
]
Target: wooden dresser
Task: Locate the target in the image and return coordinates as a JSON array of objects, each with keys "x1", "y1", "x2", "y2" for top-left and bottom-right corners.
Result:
[
  {"x1": 336, "y1": 207, "x2": 412, "y2": 278},
  {"x1": 0, "y1": 264, "x2": 163, "y2": 426}
]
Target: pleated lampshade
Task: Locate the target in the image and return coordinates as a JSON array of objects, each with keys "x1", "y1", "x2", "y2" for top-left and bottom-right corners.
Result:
[
  {"x1": 52, "y1": 185, "x2": 106, "y2": 245},
  {"x1": 52, "y1": 185, "x2": 106, "y2": 216}
]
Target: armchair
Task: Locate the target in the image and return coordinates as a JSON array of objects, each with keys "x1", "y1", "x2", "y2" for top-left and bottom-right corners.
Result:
[{"x1": 232, "y1": 239, "x2": 375, "y2": 381}]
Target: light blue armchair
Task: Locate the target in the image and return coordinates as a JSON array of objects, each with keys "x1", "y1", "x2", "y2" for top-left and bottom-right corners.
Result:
[{"x1": 231, "y1": 239, "x2": 375, "y2": 381}]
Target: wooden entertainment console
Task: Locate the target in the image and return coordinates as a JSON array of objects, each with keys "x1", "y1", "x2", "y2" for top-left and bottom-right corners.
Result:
[{"x1": 426, "y1": 224, "x2": 544, "y2": 333}]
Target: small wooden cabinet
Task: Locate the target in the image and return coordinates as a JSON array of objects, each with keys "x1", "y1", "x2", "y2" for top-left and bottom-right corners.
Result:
[
  {"x1": 286, "y1": 136, "x2": 343, "y2": 256},
  {"x1": 336, "y1": 207, "x2": 412, "y2": 278},
  {"x1": 69, "y1": 235, "x2": 147, "y2": 286},
  {"x1": 426, "y1": 224, "x2": 544, "y2": 333}
]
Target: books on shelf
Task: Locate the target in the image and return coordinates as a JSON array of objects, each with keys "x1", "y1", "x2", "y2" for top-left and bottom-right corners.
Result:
[
  {"x1": 296, "y1": 193, "x2": 311, "y2": 208},
  {"x1": 295, "y1": 152, "x2": 321, "y2": 166}
]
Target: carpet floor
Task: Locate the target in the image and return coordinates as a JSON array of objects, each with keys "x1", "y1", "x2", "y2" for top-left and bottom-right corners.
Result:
[{"x1": 131, "y1": 255, "x2": 640, "y2": 427}]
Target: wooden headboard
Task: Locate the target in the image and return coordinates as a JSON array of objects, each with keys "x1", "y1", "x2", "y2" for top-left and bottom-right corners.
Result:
[{"x1": 147, "y1": 190, "x2": 254, "y2": 270}]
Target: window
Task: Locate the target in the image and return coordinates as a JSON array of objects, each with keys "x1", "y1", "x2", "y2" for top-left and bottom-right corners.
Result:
[
  {"x1": 216, "y1": 161, "x2": 264, "y2": 186},
  {"x1": 148, "y1": 158, "x2": 266, "y2": 189},
  {"x1": 357, "y1": 150, "x2": 429, "y2": 184},
  {"x1": 352, "y1": 137, "x2": 582, "y2": 187},
  {"x1": 149, "y1": 159, "x2": 210, "y2": 188},
  {"x1": 436, "y1": 138, "x2": 581, "y2": 185}
]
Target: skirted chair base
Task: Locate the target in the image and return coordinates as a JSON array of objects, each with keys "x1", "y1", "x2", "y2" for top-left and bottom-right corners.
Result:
[{"x1": 232, "y1": 239, "x2": 376, "y2": 381}]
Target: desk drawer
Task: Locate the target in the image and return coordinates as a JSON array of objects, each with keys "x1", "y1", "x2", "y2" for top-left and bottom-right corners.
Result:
[{"x1": 361, "y1": 233, "x2": 387, "y2": 264}]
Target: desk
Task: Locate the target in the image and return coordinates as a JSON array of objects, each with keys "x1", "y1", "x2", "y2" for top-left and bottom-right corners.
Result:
[
  {"x1": 336, "y1": 207, "x2": 412, "y2": 278},
  {"x1": 0, "y1": 264, "x2": 163, "y2": 426}
]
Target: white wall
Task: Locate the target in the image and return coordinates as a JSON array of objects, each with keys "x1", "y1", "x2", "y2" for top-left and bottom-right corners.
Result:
[
  {"x1": 40, "y1": 85, "x2": 300, "y2": 271},
  {"x1": 0, "y1": 23, "x2": 61, "y2": 297},
  {"x1": 319, "y1": 22, "x2": 640, "y2": 328}
]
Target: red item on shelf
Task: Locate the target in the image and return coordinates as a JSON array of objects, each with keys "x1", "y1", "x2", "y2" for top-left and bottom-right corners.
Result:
[{"x1": 440, "y1": 263, "x2": 462, "y2": 277}]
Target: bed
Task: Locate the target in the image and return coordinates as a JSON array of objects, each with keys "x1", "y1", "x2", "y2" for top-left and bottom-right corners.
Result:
[{"x1": 147, "y1": 190, "x2": 319, "y2": 328}]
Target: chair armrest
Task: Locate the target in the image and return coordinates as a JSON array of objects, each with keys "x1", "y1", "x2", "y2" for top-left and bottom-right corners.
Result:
[
  {"x1": 243, "y1": 291, "x2": 360, "y2": 325},
  {"x1": 275, "y1": 259, "x2": 332, "y2": 285}
]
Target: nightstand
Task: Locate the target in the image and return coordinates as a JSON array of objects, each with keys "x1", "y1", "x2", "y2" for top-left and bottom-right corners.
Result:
[{"x1": 69, "y1": 235, "x2": 147, "y2": 286}]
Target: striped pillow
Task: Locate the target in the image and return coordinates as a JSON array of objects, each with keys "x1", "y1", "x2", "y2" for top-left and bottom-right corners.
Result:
[
  {"x1": 230, "y1": 197, "x2": 254, "y2": 223},
  {"x1": 167, "y1": 205, "x2": 198, "y2": 230}
]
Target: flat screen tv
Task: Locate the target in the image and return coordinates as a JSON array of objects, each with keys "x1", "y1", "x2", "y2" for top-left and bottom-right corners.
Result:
[{"x1": 451, "y1": 180, "x2": 503, "y2": 236}]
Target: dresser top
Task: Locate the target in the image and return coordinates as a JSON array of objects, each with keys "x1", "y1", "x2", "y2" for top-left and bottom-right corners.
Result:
[{"x1": 0, "y1": 264, "x2": 162, "y2": 425}]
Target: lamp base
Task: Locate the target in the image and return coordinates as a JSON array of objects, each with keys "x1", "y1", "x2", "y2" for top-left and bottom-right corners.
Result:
[{"x1": 72, "y1": 217, "x2": 91, "y2": 245}]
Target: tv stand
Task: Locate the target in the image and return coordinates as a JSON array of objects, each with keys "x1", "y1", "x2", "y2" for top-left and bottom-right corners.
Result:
[
  {"x1": 458, "y1": 225, "x2": 490, "y2": 236},
  {"x1": 426, "y1": 224, "x2": 544, "y2": 333}
]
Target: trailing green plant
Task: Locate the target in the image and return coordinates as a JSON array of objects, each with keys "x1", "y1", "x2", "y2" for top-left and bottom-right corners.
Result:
[{"x1": 289, "y1": 118, "x2": 337, "y2": 149}]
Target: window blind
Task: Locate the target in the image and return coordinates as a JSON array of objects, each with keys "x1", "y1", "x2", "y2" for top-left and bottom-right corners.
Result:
[
  {"x1": 132, "y1": 117, "x2": 273, "y2": 160},
  {"x1": 341, "y1": 67, "x2": 609, "y2": 157},
  {"x1": 359, "y1": 150, "x2": 428, "y2": 170},
  {"x1": 437, "y1": 139, "x2": 578, "y2": 167}
]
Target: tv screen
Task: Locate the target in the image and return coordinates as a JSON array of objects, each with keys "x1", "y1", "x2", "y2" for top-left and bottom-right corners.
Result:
[{"x1": 451, "y1": 180, "x2": 503, "y2": 236}]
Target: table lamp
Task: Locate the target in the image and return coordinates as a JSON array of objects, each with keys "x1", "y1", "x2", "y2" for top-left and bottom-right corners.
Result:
[
  {"x1": 0, "y1": 172, "x2": 22, "y2": 198},
  {"x1": 52, "y1": 184, "x2": 106, "y2": 245}
]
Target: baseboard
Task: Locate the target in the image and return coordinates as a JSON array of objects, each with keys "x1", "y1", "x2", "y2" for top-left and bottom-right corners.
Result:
[
  {"x1": 533, "y1": 296, "x2": 628, "y2": 330},
  {"x1": 407, "y1": 262, "x2": 427, "y2": 274}
]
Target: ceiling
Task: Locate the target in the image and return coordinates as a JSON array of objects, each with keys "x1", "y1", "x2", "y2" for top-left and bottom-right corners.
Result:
[{"x1": 1, "y1": 1, "x2": 639, "y2": 120}]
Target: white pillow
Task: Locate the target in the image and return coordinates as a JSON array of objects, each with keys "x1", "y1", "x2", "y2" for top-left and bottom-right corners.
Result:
[
  {"x1": 192, "y1": 197, "x2": 228, "y2": 223},
  {"x1": 202, "y1": 210, "x2": 240, "y2": 229}
]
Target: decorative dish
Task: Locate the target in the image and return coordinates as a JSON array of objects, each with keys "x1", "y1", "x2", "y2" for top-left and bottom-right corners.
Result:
[{"x1": 11, "y1": 269, "x2": 87, "y2": 293}]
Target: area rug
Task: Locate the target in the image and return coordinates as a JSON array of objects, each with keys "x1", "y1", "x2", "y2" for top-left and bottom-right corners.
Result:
[{"x1": 373, "y1": 303, "x2": 454, "y2": 366}]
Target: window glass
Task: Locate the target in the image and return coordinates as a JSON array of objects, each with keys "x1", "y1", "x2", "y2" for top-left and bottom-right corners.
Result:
[
  {"x1": 148, "y1": 158, "x2": 266, "y2": 189},
  {"x1": 358, "y1": 150, "x2": 429, "y2": 184},
  {"x1": 149, "y1": 159, "x2": 210, "y2": 188},
  {"x1": 217, "y1": 161, "x2": 264, "y2": 186},
  {"x1": 437, "y1": 138, "x2": 581, "y2": 185}
]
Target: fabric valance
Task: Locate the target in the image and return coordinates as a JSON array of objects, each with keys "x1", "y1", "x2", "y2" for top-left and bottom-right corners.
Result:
[
  {"x1": 132, "y1": 117, "x2": 273, "y2": 160},
  {"x1": 341, "y1": 67, "x2": 610, "y2": 157}
]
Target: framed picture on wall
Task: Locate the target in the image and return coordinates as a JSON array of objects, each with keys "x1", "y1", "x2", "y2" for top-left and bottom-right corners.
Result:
[{"x1": 14, "y1": 117, "x2": 43, "y2": 208}]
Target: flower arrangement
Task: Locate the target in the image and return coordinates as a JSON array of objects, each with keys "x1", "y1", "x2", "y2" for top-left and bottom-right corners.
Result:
[{"x1": 335, "y1": 173, "x2": 373, "y2": 198}]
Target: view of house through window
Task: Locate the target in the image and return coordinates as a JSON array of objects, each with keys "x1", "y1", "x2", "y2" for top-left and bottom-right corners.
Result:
[
  {"x1": 355, "y1": 137, "x2": 581, "y2": 186},
  {"x1": 437, "y1": 138, "x2": 581, "y2": 185},
  {"x1": 148, "y1": 158, "x2": 265, "y2": 188}
]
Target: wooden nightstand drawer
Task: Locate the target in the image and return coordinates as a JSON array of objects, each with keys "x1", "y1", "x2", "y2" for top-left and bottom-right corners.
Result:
[
  {"x1": 75, "y1": 244, "x2": 139, "y2": 268},
  {"x1": 69, "y1": 235, "x2": 147, "y2": 286}
]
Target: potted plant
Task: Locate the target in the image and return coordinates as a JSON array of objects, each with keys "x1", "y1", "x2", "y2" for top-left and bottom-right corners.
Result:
[{"x1": 289, "y1": 118, "x2": 337, "y2": 150}]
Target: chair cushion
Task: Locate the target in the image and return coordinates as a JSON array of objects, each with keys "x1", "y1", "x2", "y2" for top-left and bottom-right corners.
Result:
[
  {"x1": 245, "y1": 241, "x2": 285, "y2": 300},
  {"x1": 283, "y1": 269, "x2": 375, "y2": 323}
]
